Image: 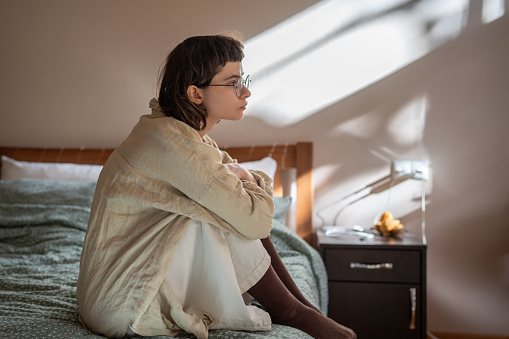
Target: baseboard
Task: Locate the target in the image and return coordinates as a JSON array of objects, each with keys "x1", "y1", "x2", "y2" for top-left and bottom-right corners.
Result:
[{"x1": 429, "y1": 332, "x2": 509, "y2": 339}]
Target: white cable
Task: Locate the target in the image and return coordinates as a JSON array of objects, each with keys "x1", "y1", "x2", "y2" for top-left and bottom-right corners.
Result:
[{"x1": 421, "y1": 175, "x2": 427, "y2": 245}]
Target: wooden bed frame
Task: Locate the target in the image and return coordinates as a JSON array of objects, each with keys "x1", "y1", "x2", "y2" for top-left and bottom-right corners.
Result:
[{"x1": 0, "y1": 143, "x2": 314, "y2": 244}]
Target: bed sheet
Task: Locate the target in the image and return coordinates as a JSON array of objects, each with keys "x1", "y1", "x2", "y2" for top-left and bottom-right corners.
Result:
[{"x1": 0, "y1": 179, "x2": 327, "y2": 339}]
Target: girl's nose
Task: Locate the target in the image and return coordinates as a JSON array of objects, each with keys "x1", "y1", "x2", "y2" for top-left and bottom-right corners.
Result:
[{"x1": 241, "y1": 86, "x2": 251, "y2": 98}]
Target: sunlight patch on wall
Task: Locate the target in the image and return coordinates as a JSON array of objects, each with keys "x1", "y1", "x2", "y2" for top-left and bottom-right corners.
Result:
[
  {"x1": 482, "y1": 0, "x2": 506, "y2": 23},
  {"x1": 243, "y1": 0, "x2": 470, "y2": 126},
  {"x1": 314, "y1": 93, "x2": 431, "y2": 231},
  {"x1": 331, "y1": 110, "x2": 383, "y2": 139},
  {"x1": 387, "y1": 96, "x2": 428, "y2": 146}
]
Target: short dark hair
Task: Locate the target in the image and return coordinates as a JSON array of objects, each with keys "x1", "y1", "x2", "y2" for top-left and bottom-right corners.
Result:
[{"x1": 157, "y1": 35, "x2": 244, "y2": 131}]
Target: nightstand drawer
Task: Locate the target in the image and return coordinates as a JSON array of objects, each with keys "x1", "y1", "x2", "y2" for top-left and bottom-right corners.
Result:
[
  {"x1": 329, "y1": 282, "x2": 423, "y2": 339},
  {"x1": 324, "y1": 248, "x2": 421, "y2": 283}
]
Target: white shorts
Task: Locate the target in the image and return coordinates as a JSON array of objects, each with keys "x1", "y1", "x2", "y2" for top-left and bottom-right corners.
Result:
[{"x1": 164, "y1": 220, "x2": 272, "y2": 331}]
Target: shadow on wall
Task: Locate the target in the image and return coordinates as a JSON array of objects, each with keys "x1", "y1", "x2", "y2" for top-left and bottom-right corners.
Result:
[
  {"x1": 213, "y1": 9, "x2": 508, "y2": 232},
  {"x1": 427, "y1": 203, "x2": 509, "y2": 332},
  {"x1": 211, "y1": 9, "x2": 509, "y2": 335},
  {"x1": 215, "y1": 0, "x2": 508, "y2": 232},
  {"x1": 242, "y1": 0, "x2": 507, "y2": 127}
]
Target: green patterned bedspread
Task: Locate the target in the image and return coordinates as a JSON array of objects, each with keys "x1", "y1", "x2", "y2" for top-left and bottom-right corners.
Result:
[{"x1": 0, "y1": 179, "x2": 327, "y2": 339}]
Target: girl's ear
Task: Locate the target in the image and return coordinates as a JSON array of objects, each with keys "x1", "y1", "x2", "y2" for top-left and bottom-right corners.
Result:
[{"x1": 187, "y1": 85, "x2": 203, "y2": 105}]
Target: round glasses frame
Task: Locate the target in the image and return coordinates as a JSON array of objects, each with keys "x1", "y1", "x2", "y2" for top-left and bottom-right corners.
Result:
[{"x1": 208, "y1": 75, "x2": 250, "y2": 97}]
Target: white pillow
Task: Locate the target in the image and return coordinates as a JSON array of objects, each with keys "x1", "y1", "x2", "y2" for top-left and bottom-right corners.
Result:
[
  {"x1": 239, "y1": 157, "x2": 277, "y2": 182},
  {"x1": 1, "y1": 155, "x2": 103, "y2": 182},
  {"x1": 0, "y1": 155, "x2": 277, "y2": 183}
]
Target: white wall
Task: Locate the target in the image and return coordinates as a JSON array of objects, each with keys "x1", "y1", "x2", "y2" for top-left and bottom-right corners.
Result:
[
  {"x1": 1, "y1": 0, "x2": 508, "y2": 335},
  {"x1": 0, "y1": 0, "x2": 317, "y2": 148}
]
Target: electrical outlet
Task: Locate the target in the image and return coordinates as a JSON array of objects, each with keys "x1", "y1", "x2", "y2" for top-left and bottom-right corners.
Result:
[{"x1": 391, "y1": 160, "x2": 429, "y2": 181}]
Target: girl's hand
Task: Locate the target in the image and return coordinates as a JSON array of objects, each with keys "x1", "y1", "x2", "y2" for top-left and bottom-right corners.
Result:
[{"x1": 226, "y1": 163, "x2": 257, "y2": 183}]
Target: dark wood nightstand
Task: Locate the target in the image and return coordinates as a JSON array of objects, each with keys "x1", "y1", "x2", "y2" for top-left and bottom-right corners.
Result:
[{"x1": 317, "y1": 229, "x2": 427, "y2": 339}]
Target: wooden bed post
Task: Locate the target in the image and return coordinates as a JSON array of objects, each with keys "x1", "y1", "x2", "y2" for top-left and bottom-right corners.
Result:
[{"x1": 295, "y1": 142, "x2": 314, "y2": 246}]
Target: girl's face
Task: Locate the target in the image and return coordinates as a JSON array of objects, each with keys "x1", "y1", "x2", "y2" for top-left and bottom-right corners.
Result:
[{"x1": 192, "y1": 61, "x2": 251, "y2": 136}]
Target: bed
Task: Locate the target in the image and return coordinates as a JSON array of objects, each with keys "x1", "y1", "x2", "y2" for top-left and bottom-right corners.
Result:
[{"x1": 0, "y1": 142, "x2": 325, "y2": 339}]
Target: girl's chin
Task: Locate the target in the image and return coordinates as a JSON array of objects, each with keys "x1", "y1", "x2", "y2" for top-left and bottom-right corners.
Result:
[
  {"x1": 221, "y1": 111, "x2": 245, "y2": 122},
  {"x1": 233, "y1": 112, "x2": 245, "y2": 120}
]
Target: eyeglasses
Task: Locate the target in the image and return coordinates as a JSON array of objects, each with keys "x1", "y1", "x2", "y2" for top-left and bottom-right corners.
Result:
[{"x1": 208, "y1": 75, "x2": 251, "y2": 97}]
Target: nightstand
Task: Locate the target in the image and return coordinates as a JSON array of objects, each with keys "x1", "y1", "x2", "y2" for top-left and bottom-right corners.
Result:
[{"x1": 317, "y1": 230, "x2": 427, "y2": 339}]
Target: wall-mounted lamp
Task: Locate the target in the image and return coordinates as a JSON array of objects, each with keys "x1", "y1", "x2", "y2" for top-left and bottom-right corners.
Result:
[{"x1": 319, "y1": 159, "x2": 430, "y2": 244}]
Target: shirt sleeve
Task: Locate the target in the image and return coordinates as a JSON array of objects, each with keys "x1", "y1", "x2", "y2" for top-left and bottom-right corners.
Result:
[{"x1": 116, "y1": 118, "x2": 274, "y2": 240}]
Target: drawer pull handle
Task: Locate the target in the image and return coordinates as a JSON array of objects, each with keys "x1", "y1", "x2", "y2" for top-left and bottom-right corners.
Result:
[
  {"x1": 349, "y1": 262, "x2": 393, "y2": 270},
  {"x1": 410, "y1": 287, "x2": 416, "y2": 329}
]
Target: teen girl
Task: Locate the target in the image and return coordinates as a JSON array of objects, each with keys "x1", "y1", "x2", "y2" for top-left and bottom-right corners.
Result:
[{"x1": 77, "y1": 34, "x2": 355, "y2": 339}]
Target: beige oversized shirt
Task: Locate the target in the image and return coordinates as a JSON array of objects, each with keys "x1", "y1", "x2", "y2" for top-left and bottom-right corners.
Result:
[{"x1": 76, "y1": 99, "x2": 274, "y2": 339}]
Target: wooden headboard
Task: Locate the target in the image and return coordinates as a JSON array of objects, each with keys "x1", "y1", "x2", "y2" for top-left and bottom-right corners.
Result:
[{"x1": 0, "y1": 143, "x2": 314, "y2": 244}]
